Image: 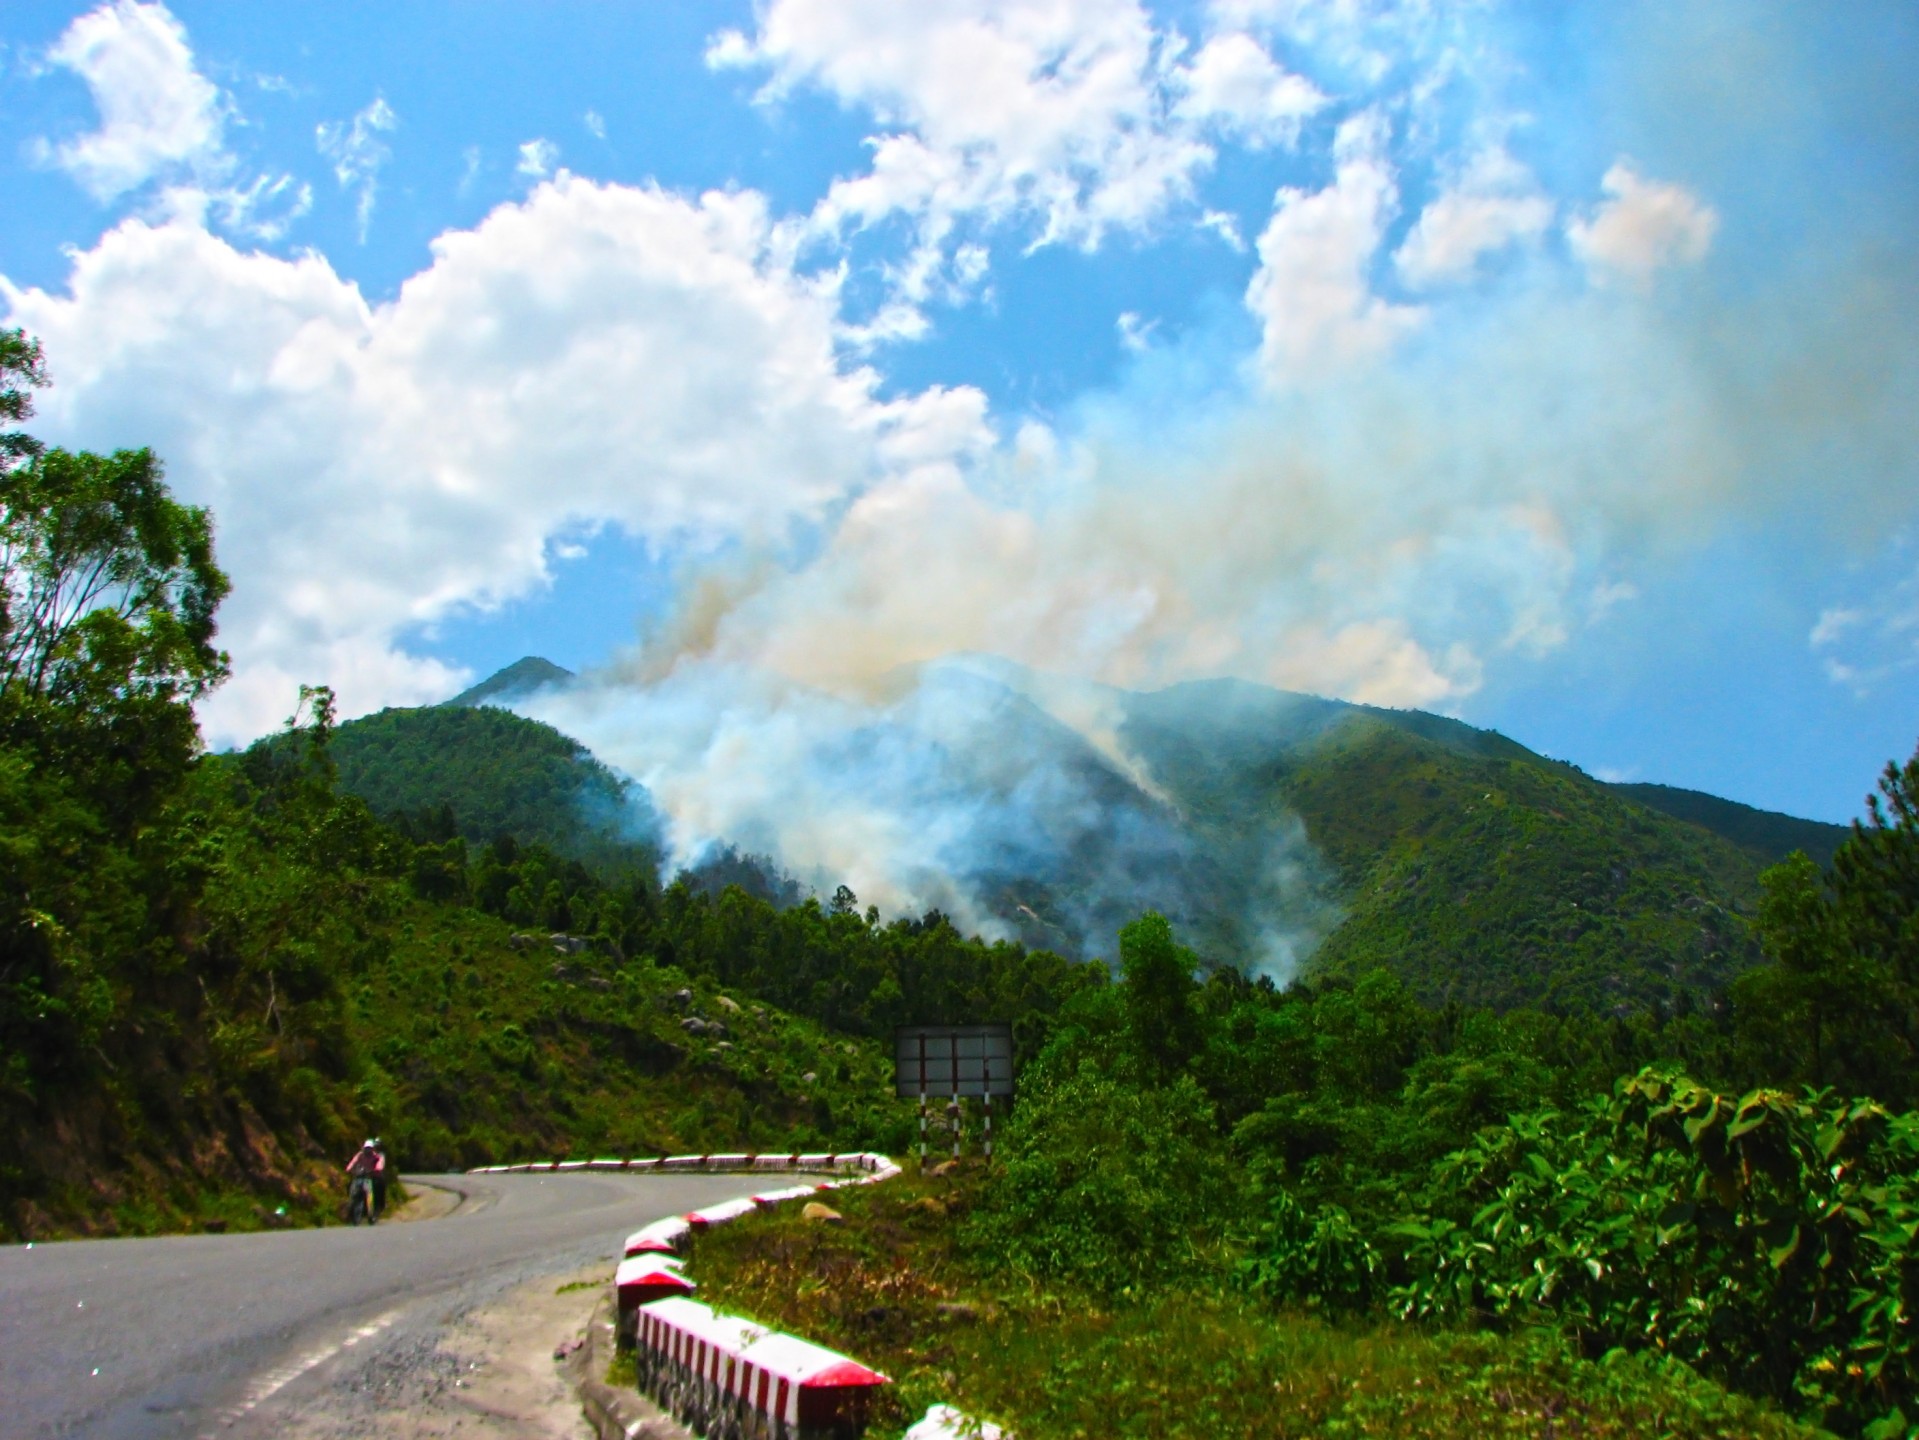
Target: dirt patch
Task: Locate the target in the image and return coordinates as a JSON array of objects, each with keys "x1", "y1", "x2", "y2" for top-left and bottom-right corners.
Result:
[
  {"x1": 262, "y1": 1263, "x2": 670, "y2": 1440},
  {"x1": 388, "y1": 1180, "x2": 464, "y2": 1223}
]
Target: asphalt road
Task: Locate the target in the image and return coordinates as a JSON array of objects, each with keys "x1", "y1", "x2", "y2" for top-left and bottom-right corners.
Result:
[{"x1": 0, "y1": 1170, "x2": 765, "y2": 1440}]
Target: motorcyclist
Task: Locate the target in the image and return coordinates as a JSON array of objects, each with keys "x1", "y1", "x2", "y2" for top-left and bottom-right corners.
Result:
[{"x1": 345, "y1": 1139, "x2": 382, "y2": 1224}]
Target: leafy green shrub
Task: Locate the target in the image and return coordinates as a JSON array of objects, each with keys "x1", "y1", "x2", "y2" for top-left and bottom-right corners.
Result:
[
  {"x1": 1389, "y1": 1067, "x2": 1919, "y2": 1437},
  {"x1": 1238, "y1": 1187, "x2": 1382, "y2": 1312},
  {"x1": 965, "y1": 1048, "x2": 1238, "y2": 1295}
]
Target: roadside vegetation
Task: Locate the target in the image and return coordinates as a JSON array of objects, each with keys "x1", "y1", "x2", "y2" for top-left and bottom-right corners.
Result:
[
  {"x1": 691, "y1": 759, "x2": 1919, "y2": 1438},
  {"x1": 7, "y1": 321, "x2": 1919, "y2": 1434},
  {"x1": 693, "y1": 1170, "x2": 1828, "y2": 1440}
]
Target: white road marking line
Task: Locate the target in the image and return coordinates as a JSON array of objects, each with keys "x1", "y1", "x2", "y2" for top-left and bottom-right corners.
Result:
[{"x1": 199, "y1": 1308, "x2": 404, "y2": 1434}]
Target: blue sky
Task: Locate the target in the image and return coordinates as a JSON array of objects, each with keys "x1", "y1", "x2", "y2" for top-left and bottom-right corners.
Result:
[{"x1": 1, "y1": 0, "x2": 1915, "y2": 832}]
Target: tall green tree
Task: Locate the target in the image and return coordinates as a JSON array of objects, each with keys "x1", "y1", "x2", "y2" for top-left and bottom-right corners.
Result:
[
  {"x1": 1738, "y1": 739, "x2": 1919, "y2": 1104},
  {"x1": 1119, "y1": 911, "x2": 1202, "y2": 1078},
  {"x1": 0, "y1": 444, "x2": 228, "y2": 717}
]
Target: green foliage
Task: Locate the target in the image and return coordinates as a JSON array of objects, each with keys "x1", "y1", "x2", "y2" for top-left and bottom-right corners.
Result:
[
  {"x1": 1609, "y1": 781, "x2": 1849, "y2": 869},
  {"x1": 1739, "y1": 746, "x2": 1919, "y2": 1106},
  {"x1": 1118, "y1": 911, "x2": 1201, "y2": 1077},
  {"x1": 0, "y1": 443, "x2": 228, "y2": 714},
  {"x1": 692, "y1": 1169, "x2": 1828, "y2": 1440},
  {"x1": 1112, "y1": 680, "x2": 1784, "y2": 1014},
  {"x1": 0, "y1": 327, "x2": 48, "y2": 468},
  {"x1": 1237, "y1": 1187, "x2": 1382, "y2": 1312},
  {"x1": 1288, "y1": 720, "x2": 1765, "y2": 1012},
  {"x1": 966, "y1": 1045, "x2": 1234, "y2": 1295},
  {"x1": 1387, "y1": 1070, "x2": 1919, "y2": 1437},
  {"x1": 322, "y1": 703, "x2": 647, "y2": 868}
]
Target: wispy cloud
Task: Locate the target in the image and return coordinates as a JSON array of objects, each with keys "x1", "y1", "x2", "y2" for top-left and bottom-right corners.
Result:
[
  {"x1": 517, "y1": 138, "x2": 559, "y2": 178},
  {"x1": 316, "y1": 96, "x2": 396, "y2": 242},
  {"x1": 33, "y1": 1, "x2": 306, "y2": 240},
  {"x1": 1810, "y1": 559, "x2": 1919, "y2": 697}
]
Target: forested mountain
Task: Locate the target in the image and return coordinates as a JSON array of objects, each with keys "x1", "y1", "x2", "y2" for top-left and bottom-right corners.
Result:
[
  {"x1": 428, "y1": 660, "x2": 1832, "y2": 1013},
  {"x1": 1115, "y1": 679, "x2": 1775, "y2": 1011},
  {"x1": 1604, "y1": 779, "x2": 1848, "y2": 867},
  {"x1": 322, "y1": 702, "x2": 656, "y2": 867}
]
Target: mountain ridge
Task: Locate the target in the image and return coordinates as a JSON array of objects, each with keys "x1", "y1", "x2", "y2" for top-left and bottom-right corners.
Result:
[{"x1": 400, "y1": 658, "x2": 1843, "y2": 1011}]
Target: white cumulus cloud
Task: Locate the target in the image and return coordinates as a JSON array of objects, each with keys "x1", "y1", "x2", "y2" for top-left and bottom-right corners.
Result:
[
  {"x1": 1174, "y1": 31, "x2": 1324, "y2": 147},
  {"x1": 37, "y1": 0, "x2": 225, "y2": 201},
  {"x1": 1568, "y1": 160, "x2": 1718, "y2": 285},
  {"x1": 3, "y1": 178, "x2": 990, "y2": 744},
  {"x1": 714, "y1": 0, "x2": 1325, "y2": 328},
  {"x1": 1394, "y1": 147, "x2": 1554, "y2": 288},
  {"x1": 1246, "y1": 110, "x2": 1423, "y2": 387}
]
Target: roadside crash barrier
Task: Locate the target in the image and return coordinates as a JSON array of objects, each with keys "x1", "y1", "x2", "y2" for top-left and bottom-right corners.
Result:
[
  {"x1": 625, "y1": 1216, "x2": 694, "y2": 1257},
  {"x1": 474, "y1": 1152, "x2": 901, "y2": 1180},
  {"x1": 615, "y1": 1254, "x2": 697, "y2": 1343},
  {"x1": 686, "y1": 1196, "x2": 763, "y2": 1231},
  {"x1": 635, "y1": 1296, "x2": 889, "y2": 1440}
]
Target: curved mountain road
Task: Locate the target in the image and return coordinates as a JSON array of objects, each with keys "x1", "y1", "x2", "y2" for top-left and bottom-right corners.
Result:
[{"x1": 0, "y1": 1170, "x2": 764, "y2": 1439}]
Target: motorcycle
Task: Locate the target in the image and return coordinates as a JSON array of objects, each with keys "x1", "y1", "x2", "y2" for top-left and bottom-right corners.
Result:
[{"x1": 347, "y1": 1174, "x2": 376, "y2": 1225}]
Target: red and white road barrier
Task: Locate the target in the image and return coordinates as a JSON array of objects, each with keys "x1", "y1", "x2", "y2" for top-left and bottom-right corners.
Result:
[
  {"x1": 472, "y1": 1147, "x2": 918, "y2": 1434},
  {"x1": 750, "y1": 1184, "x2": 821, "y2": 1207},
  {"x1": 615, "y1": 1254, "x2": 697, "y2": 1340},
  {"x1": 471, "y1": 1150, "x2": 901, "y2": 1178},
  {"x1": 635, "y1": 1296, "x2": 889, "y2": 1440},
  {"x1": 624, "y1": 1216, "x2": 693, "y2": 1257},
  {"x1": 686, "y1": 1196, "x2": 761, "y2": 1230}
]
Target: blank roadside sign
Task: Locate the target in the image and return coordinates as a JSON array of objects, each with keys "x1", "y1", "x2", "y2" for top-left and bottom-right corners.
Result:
[{"x1": 894, "y1": 1024, "x2": 1014, "y2": 1098}]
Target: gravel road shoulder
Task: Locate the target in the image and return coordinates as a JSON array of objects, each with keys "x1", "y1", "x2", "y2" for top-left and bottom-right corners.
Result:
[{"x1": 250, "y1": 1259, "x2": 678, "y2": 1439}]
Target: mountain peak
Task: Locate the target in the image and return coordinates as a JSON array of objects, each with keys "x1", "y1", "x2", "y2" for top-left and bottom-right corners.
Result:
[{"x1": 442, "y1": 656, "x2": 574, "y2": 709}]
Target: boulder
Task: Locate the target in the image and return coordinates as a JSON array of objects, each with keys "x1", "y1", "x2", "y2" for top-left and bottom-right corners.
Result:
[
  {"x1": 715, "y1": 995, "x2": 742, "y2": 1013},
  {"x1": 680, "y1": 1017, "x2": 709, "y2": 1037}
]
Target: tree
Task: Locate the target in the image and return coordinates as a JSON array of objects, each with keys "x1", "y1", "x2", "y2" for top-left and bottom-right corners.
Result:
[
  {"x1": 1118, "y1": 911, "x2": 1202, "y2": 1078},
  {"x1": 0, "y1": 328, "x2": 47, "y2": 471},
  {"x1": 0, "y1": 445, "x2": 229, "y2": 716},
  {"x1": 1739, "y1": 739, "x2": 1919, "y2": 1103},
  {"x1": 1833, "y1": 743, "x2": 1919, "y2": 985}
]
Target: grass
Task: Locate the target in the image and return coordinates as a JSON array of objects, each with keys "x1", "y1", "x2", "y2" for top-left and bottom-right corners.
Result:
[{"x1": 686, "y1": 1167, "x2": 1834, "y2": 1440}]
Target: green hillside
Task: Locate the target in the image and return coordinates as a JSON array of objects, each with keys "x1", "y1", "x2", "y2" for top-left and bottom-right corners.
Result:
[
  {"x1": 1281, "y1": 718, "x2": 1763, "y2": 1011},
  {"x1": 325, "y1": 703, "x2": 656, "y2": 869},
  {"x1": 371, "y1": 664, "x2": 1807, "y2": 1015},
  {"x1": 1606, "y1": 780, "x2": 1848, "y2": 867},
  {"x1": 1118, "y1": 680, "x2": 1768, "y2": 1011}
]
